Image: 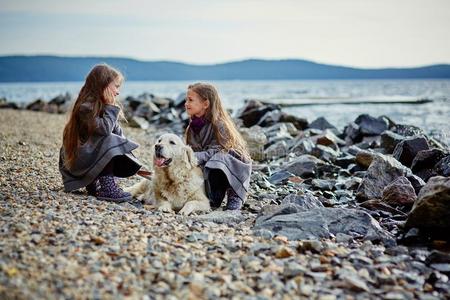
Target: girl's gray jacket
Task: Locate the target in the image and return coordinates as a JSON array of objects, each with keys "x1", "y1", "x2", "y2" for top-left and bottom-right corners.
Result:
[
  {"x1": 59, "y1": 104, "x2": 141, "y2": 192},
  {"x1": 186, "y1": 122, "x2": 252, "y2": 202}
]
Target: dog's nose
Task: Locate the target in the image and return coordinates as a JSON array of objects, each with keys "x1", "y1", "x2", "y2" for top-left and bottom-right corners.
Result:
[{"x1": 155, "y1": 144, "x2": 162, "y2": 155}]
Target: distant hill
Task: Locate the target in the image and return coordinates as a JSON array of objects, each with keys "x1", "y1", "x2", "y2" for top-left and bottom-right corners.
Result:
[{"x1": 1, "y1": 55, "x2": 450, "y2": 82}]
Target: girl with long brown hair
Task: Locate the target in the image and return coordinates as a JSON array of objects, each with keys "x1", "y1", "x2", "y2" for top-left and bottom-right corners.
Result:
[
  {"x1": 59, "y1": 64, "x2": 142, "y2": 202},
  {"x1": 185, "y1": 83, "x2": 252, "y2": 210}
]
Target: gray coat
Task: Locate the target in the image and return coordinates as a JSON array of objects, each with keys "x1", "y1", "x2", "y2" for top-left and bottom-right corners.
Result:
[
  {"x1": 186, "y1": 122, "x2": 252, "y2": 202},
  {"x1": 59, "y1": 103, "x2": 141, "y2": 192}
]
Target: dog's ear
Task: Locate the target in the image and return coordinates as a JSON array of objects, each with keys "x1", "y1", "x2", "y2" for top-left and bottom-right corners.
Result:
[{"x1": 183, "y1": 146, "x2": 198, "y2": 169}]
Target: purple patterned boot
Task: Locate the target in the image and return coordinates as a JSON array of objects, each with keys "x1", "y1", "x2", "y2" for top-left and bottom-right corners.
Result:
[
  {"x1": 225, "y1": 188, "x2": 243, "y2": 210},
  {"x1": 97, "y1": 176, "x2": 132, "y2": 203},
  {"x1": 86, "y1": 179, "x2": 99, "y2": 196}
]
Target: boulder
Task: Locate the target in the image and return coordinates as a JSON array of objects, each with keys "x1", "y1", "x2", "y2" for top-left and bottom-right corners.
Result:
[
  {"x1": 355, "y1": 149, "x2": 380, "y2": 169},
  {"x1": 380, "y1": 130, "x2": 405, "y2": 154},
  {"x1": 264, "y1": 141, "x2": 288, "y2": 160},
  {"x1": 335, "y1": 155, "x2": 355, "y2": 169},
  {"x1": 268, "y1": 170, "x2": 295, "y2": 185},
  {"x1": 434, "y1": 155, "x2": 450, "y2": 177},
  {"x1": 135, "y1": 100, "x2": 161, "y2": 120},
  {"x1": 309, "y1": 117, "x2": 337, "y2": 131},
  {"x1": 282, "y1": 155, "x2": 324, "y2": 178},
  {"x1": 173, "y1": 92, "x2": 186, "y2": 108},
  {"x1": 0, "y1": 100, "x2": 19, "y2": 109},
  {"x1": 48, "y1": 92, "x2": 71, "y2": 106},
  {"x1": 406, "y1": 174, "x2": 426, "y2": 195},
  {"x1": 279, "y1": 113, "x2": 308, "y2": 130},
  {"x1": 239, "y1": 126, "x2": 267, "y2": 161},
  {"x1": 253, "y1": 206, "x2": 395, "y2": 246},
  {"x1": 356, "y1": 154, "x2": 412, "y2": 200},
  {"x1": 354, "y1": 114, "x2": 389, "y2": 136},
  {"x1": 393, "y1": 136, "x2": 430, "y2": 168},
  {"x1": 281, "y1": 193, "x2": 324, "y2": 209},
  {"x1": 236, "y1": 99, "x2": 280, "y2": 127},
  {"x1": 290, "y1": 137, "x2": 315, "y2": 155},
  {"x1": 127, "y1": 116, "x2": 150, "y2": 129},
  {"x1": 344, "y1": 122, "x2": 362, "y2": 144},
  {"x1": 411, "y1": 149, "x2": 447, "y2": 181},
  {"x1": 406, "y1": 176, "x2": 450, "y2": 229},
  {"x1": 391, "y1": 124, "x2": 425, "y2": 137},
  {"x1": 257, "y1": 110, "x2": 283, "y2": 127},
  {"x1": 151, "y1": 108, "x2": 179, "y2": 124},
  {"x1": 381, "y1": 176, "x2": 417, "y2": 206},
  {"x1": 310, "y1": 144, "x2": 340, "y2": 163},
  {"x1": 26, "y1": 99, "x2": 47, "y2": 111},
  {"x1": 314, "y1": 130, "x2": 345, "y2": 150}
]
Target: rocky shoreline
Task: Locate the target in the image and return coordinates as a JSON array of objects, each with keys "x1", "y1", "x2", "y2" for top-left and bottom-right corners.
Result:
[{"x1": 1, "y1": 92, "x2": 450, "y2": 299}]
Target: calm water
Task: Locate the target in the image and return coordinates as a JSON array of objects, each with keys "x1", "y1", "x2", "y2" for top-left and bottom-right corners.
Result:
[{"x1": 1, "y1": 79, "x2": 449, "y2": 144}]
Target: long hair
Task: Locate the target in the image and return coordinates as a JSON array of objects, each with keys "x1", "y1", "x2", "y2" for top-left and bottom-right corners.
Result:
[
  {"x1": 62, "y1": 64, "x2": 124, "y2": 169},
  {"x1": 186, "y1": 83, "x2": 251, "y2": 161}
]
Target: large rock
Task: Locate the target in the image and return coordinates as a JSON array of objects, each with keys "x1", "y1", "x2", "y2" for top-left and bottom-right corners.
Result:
[
  {"x1": 391, "y1": 124, "x2": 425, "y2": 137},
  {"x1": 380, "y1": 130, "x2": 405, "y2": 154},
  {"x1": 356, "y1": 154, "x2": 412, "y2": 200},
  {"x1": 0, "y1": 99, "x2": 19, "y2": 109},
  {"x1": 135, "y1": 100, "x2": 161, "y2": 120},
  {"x1": 173, "y1": 92, "x2": 187, "y2": 108},
  {"x1": 127, "y1": 116, "x2": 150, "y2": 129},
  {"x1": 411, "y1": 149, "x2": 447, "y2": 181},
  {"x1": 355, "y1": 149, "x2": 381, "y2": 169},
  {"x1": 393, "y1": 136, "x2": 429, "y2": 168},
  {"x1": 48, "y1": 92, "x2": 71, "y2": 106},
  {"x1": 236, "y1": 100, "x2": 280, "y2": 127},
  {"x1": 282, "y1": 155, "x2": 325, "y2": 178},
  {"x1": 434, "y1": 155, "x2": 450, "y2": 177},
  {"x1": 381, "y1": 176, "x2": 417, "y2": 206},
  {"x1": 406, "y1": 176, "x2": 450, "y2": 229},
  {"x1": 309, "y1": 117, "x2": 337, "y2": 131},
  {"x1": 26, "y1": 99, "x2": 47, "y2": 111},
  {"x1": 264, "y1": 141, "x2": 288, "y2": 160},
  {"x1": 290, "y1": 137, "x2": 315, "y2": 155},
  {"x1": 279, "y1": 113, "x2": 308, "y2": 130},
  {"x1": 310, "y1": 144, "x2": 340, "y2": 163},
  {"x1": 354, "y1": 114, "x2": 389, "y2": 136},
  {"x1": 253, "y1": 206, "x2": 395, "y2": 246},
  {"x1": 239, "y1": 126, "x2": 267, "y2": 161},
  {"x1": 314, "y1": 130, "x2": 345, "y2": 150},
  {"x1": 281, "y1": 193, "x2": 324, "y2": 209},
  {"x1": 344, "y1": 122, "x2": 362, "y2": 144},
  {"x1": 263, "y1": 123, "x2": 294, "y2": 144},
  {"x1": 257, "y1": 110, "x2": 283, "y2": 127}
]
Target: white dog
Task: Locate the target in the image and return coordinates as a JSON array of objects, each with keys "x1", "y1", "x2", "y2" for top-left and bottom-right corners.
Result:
[{"x1": 125, "y1": 133, "x2": 210, "y2": 215}]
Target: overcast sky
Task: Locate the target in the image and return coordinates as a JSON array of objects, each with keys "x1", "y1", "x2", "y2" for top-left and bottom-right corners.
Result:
[{"x1": 1, "y1": 0, "x2": 449, "y2": 68}]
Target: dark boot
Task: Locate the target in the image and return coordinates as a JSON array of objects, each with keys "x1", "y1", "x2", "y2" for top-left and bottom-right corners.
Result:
[
  {"x1": 97, "y1": 176, "x2": 132, "y2": 203},
  {"x1": 86, "y1": 179, "x2": 99, "y2": 196},
  {"x1": 225, "y1": 188, "x2": 242, "y2": 210}
]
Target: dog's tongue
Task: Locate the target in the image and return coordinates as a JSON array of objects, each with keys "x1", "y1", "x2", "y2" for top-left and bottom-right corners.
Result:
[{"x1": 155, "y1": 158, "x2": 166, "y2": 167}]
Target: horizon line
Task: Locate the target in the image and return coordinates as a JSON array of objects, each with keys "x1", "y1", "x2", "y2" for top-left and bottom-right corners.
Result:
[{"x1": 1, "y1": 53, "x2": 450, "y2": 70}]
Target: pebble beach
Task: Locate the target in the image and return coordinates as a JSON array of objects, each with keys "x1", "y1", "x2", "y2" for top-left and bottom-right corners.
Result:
[{"x1": 1, "y1": 108, "x2": 449, "y2": 300}]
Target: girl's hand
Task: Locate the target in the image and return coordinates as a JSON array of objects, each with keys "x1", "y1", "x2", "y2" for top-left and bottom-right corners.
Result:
[{"x1": 137, "y1": 169, "x2": 153, "y2": 180}]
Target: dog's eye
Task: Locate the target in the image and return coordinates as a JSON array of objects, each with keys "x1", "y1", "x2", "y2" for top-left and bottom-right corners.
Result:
[
  {"x1": 170, "y1": 140, "x2": 176, "y2": 145},
  {"x1": 158, "y1": 139, "x2": 161, "y2": 143}
]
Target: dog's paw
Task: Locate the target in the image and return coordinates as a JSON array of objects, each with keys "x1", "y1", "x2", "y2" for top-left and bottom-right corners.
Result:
[
  {"x1": 179, "y1": 202, "x2": 196, "y2": 216},
  {"x1": 123, "y1": 186, "x2": 132, "y2": 194},
  {"x1": 157, "y1": 202, "x2": 173, "y2": 213}
]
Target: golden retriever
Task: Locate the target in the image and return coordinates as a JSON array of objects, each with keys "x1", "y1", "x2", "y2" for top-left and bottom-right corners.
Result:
[{"x1": 125, "y1": 133, "x2": 210, "y2": 215}]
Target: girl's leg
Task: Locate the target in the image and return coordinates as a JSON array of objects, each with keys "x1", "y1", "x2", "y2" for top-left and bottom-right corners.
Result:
[
  {"x1": 225, "y1": 188, "x2": 243, "y2": 210},
  {"x1": 97, "y1": 158, "x2": 132, "y2": 202},
  {"x1": 208, "y1": 169, "x2": 228, "y2": 208}
]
